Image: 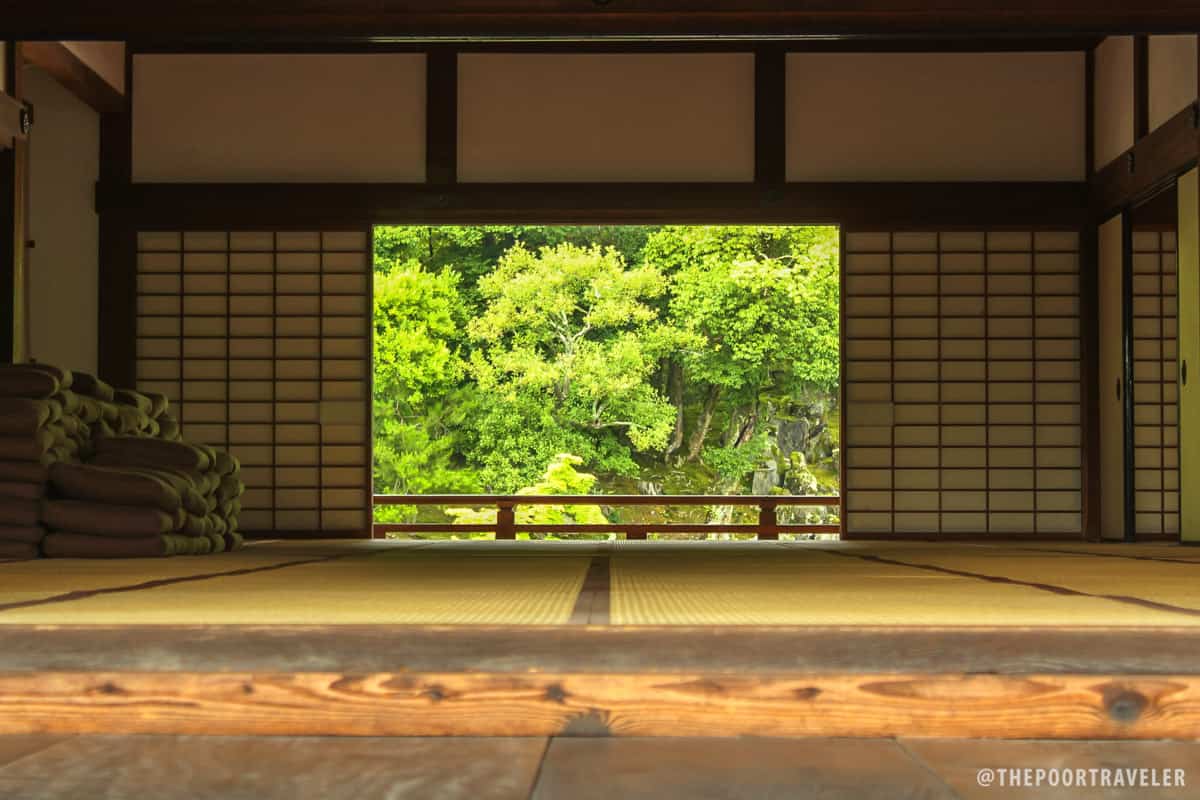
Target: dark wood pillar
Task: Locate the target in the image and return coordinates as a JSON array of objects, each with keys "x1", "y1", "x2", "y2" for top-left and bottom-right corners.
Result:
[
  {"x1": 96, "y1": 51, "x2": 135, "y2": 387},
  {"x1": 0, "y1": 41, "x2": 28, "y2": 364}
]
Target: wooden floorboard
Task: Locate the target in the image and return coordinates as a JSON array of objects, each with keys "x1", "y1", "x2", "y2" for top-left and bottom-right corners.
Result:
[
  {"x1": 1, "y1": 670, "x2": 1198, "y2": 739},
  {"x1": 0, "y1": 735, "x2": 64, "y2": 771},
  {"x1": 1, "y1": 625, "x2": 1199, "y2": 675},
  {"x1": 532, "y1": 737, "x2": 957, "y2": 800},
  {"x1": 0, "y1": 736, "x2": 547, "y2": 800}
]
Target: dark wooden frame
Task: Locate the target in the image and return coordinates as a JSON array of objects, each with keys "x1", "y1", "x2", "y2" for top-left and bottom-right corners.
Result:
[
  {"x1": 372, "y1": 494, "x2": 841, "y2": 539},
  {"x1": 4, "y1": 1, "x2": 1197, "y2": 40},
  {"x1": 19, "y1": 41, "x2": 124, "y2": 114},
  {"x1": 0, "y1": 41, "x2": 28, "y2": 364}
]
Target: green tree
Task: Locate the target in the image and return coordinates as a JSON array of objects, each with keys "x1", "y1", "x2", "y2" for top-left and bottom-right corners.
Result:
[
  {"x1": 372, "y1": 263, "x2": 478, "y2": 517},
  {"x1": 645, "y1": 226, "x2": 840, "y2": 488},
  {"x1": 464, "y1": 243, "x2": 677, "y2": 490},
  {"x1": 446, "y1": 453, "x2": 608, "y2": 538}
]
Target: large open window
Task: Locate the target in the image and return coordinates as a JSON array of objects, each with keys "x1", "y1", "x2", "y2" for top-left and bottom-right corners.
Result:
[{"x1": 371, "y1": 225, "x2": 842, "y2": 539}]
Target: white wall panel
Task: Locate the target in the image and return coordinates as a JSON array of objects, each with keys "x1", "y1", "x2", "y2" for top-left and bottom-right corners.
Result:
[
  {"x1": 1149, "y1": 35, "x2": 1198, "y2": 133},
  {"x1": 133, "y1": 54, "x2": 425, "y2": 182},
  {"x1": 24, "y1": 66, "x2": 100, "y2": 374},
  {"x1": 1095, "y1": 36, "x2": 1135, "y2": 171},
  {"x1": 458, "y1": 53, "x2": 755, "y2": 182},
  {"x1": 786, "y1": 52, "x2": 1085, "y2": 181}
]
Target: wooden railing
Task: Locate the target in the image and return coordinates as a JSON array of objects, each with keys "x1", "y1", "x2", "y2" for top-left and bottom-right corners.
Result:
[{"x1": 372, "y1": 494, "x2": 841, "y2": 540}]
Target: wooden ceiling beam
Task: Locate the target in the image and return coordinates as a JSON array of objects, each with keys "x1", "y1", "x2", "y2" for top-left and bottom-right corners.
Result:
[
  {"x1": 6, "y1": 2, "x2": 1200, "y2": 41},
  {"x1": 20, "y1": 42, "x2": 124, "y2": 114}
]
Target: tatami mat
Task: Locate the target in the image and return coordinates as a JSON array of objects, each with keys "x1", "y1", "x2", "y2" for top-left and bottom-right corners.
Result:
[
  {"x1": 1, "y1": 539, "x2": 1198, "y2": 626},
  {"x1": 0, "y1": 544, "x2": 590, "y2": 625}
]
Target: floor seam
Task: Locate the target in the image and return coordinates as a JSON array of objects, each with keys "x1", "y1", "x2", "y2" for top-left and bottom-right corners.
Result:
[
  {"x1": 893, "y1": 738, "x2": 967, "y2": 800},
  {"x1": 825, "y1": 549, "x2": 1200, "y2": 619},
  {"x1": 0, "y1": 548, "x2": 396, "y2": 615},
  {"x1": 525, "y1": 737, "x2": 555, "y2": 800}
]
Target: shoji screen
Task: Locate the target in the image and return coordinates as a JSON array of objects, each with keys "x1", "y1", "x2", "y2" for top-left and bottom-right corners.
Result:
[
  {"x1": 1097, "y1": 216, "x2": 1126, "y2": 540},
  {"x1": 135, "y1": 231, "x2": 371, "y2": 535},
  {"x1": 843, "y1": 231, "x2": 1083, "y2": 537},
  {"x1": 1132, "y1": 230, "x2": 1180, "y2": 537},
  {"x1": 1180, "y1": 169, "x2": 1200, "y2": 543}
]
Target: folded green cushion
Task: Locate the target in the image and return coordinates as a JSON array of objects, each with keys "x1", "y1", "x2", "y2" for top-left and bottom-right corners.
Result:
[
  {"x1": 0, "y1": 525, "x2": 45, "y2": 544},
  {"x1": 94, "y1": 436, "x2": 211, "y2": 472},
  {"x1": 0, "y1": 365, "x2": 61, "y2": 398},
  {"x1": 43, "y1": 499, "x2": 175, "y2": 538},
  {"x1": 70, "y1": 371, "x2": 114, "y2": 402},
  {"x1": 0, "y1": 461, "x2": 49, "y2": 483},
  {"x1": 0, "y1": 431, "x2": 54, "y2": 462},
  {"x1": 0, "y1": 498, "x2": 41, "y2": 527},
  {"x1": 43, "y1": 532, "x2": 168, "y2": 559},
  {"x1": 50, "y1": 462, "x2": 183, "y2": 515},
  {"x1": 0, "y1": 398, "x2": 50, "y2": 435},
  {"x1": 0, "y1": 540, "x2": 38, "y2": 560},
  {"x1": 114, "y1": 389, "x2": 153, "y2": 415},
  {"x1": 0, "y1": 481, "x2": 44, "y2": 501}
]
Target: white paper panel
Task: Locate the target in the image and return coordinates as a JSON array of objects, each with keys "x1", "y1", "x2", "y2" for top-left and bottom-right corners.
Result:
[
  {"x1": 1095, "y1": 36, "x2": 1135, "y2": 172},
  {"x1": 843, "y1": 230, "x2": 1083, "y2": 537},
  {"x1": 133, "y1": 55, "x2": 425, "y2": 182},
  {"x1": 1149, "y1": 35, "x2": 1199, "y2": 133},
  {"x1": 786, "y1": 52, "x2": 1085, "y2": 181},
  {"x1": 458, "y1": 53, "x2": 755, "y2": 182}
]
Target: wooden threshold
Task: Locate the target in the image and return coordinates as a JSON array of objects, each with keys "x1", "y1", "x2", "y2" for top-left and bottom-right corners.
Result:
[{"x1": 1, "y1": 626, "x2": 1199, "y2": 739}]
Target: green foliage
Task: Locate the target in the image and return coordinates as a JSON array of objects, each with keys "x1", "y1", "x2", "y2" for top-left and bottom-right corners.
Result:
[
  {"x1": 447, "y1": 453, "x2": 608, "y2": 534},
  {"x1": 371, "y1": 225, "x2": 842, "y2": 516},
  {"x1": 372, "y1": 263, "x2": 478, "y2": 519},
  {"x1": 464, "y1": 243, "x2": 677, "y2": 490}
]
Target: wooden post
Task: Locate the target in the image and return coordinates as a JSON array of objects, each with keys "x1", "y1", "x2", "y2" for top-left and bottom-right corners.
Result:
[
  {"x1": 758, "y1": 502, "x2": 779, "y2": 541},
  {"x1": 495, "y1": 502, "x2": 516, "y2": 540}
]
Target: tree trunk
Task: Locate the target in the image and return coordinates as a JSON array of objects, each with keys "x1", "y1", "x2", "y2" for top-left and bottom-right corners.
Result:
[
  {"x1": 685, "y1": 384, "x2": 721, "y2": 462},
  {"x1": 664, "y1": 360, "x2": 685, "y2": 462}
]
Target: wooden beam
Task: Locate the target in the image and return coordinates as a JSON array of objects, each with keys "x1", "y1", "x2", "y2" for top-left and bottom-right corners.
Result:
[
  {"x1": 1, "y1": 669, "x2": 1199, "y2": 739},
  {"x1": 20, "y1": 41, "x2": 124, "y2": 114},
  {"x1": 4, "y1": 2, "x2": 1199, "y2": 40},
  {"x1": 96, "y1": 48, "x2": 135, "y2": 388},
  {"x1": 1134, "y1": 35, "x2": 1150, "y2": 141},
  {"x1": 1080, "y1": 223, "x2": 1101, "y2": 540},
  {"x1": 753, "y1": 46, "x2": 785, "y2": 186},
  {"x1": 425, "y1": 47, "x2": 457, "y2": 186},
  {"x1": 96, "y1": 181, "x2": 1089, "y2": 229},
  {"x1": 1090, "y1": 102, "x2": 1200, "y2": 219}
]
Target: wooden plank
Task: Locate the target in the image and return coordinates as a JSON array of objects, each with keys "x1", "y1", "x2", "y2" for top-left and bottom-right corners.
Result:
[
  {"x1": 4, "y1": 2, "x2": 1200, "y2": 39},
  {"x1": 533, "y1": 737, "x2": 954, "y2": 800},
  {"x1": 2, "y1": 625, "x2": 1200, "y2": 676},
  {"x1": 753, "y1": 46, "x2": 785, "y2": 186},
  {"x1": 97, "y1": 181, "x2": 1089, "y2": 230},
  {"x1": 0, "y1": 735, "x2": 546, "y2": 800},
  {"x1": 425, "y1": 47, "x2": 457, "y2": 185},
  {"x1": 19, "y1": 42, "x2": 123, "y2": 113},
  {"x1": 375, "y1": 493, "x2": 839, "y2": 506},
  {"x1": 1, "y1": 671, "x2": 1199, "y2": 738},
  {"x1": 1091, "y1": 102, "x2": 1199, "y2": 219}
]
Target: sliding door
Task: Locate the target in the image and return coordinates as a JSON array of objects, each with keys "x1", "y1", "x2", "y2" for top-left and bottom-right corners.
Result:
[
  {"x1": 1180, "y1": 169, "x2": 1200, "y2": 543},
  {"x1": 1098, "y1": 215, "x2": 1128, "y2": 540}
]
